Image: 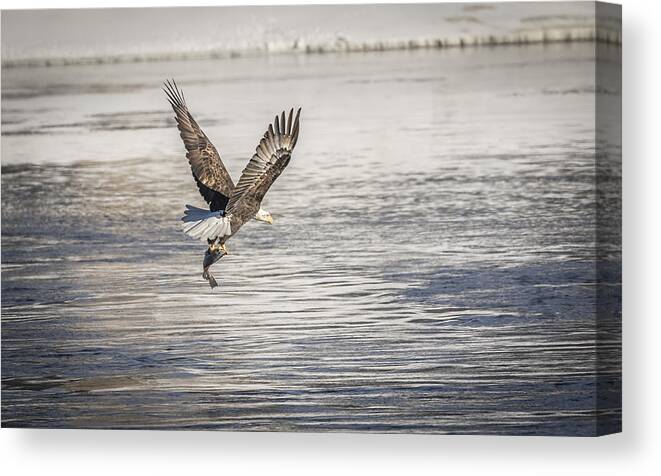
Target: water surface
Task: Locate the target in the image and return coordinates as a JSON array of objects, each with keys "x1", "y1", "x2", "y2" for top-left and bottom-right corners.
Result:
[{"x1": 1, "y1": 43, "x2": 621, "y2": 434}]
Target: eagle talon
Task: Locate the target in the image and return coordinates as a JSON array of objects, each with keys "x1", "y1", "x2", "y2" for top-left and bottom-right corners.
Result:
[{"x1": 208, "y1": 242, "x2": 228, "y2": 255}]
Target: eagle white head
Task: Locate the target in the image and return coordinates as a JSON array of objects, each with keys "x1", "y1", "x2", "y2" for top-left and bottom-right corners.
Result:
[{"x1": 254, "y1": 207, "x2": 273, "y2": 224}]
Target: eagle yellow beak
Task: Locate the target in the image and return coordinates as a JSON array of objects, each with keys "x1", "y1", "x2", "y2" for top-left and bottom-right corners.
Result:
[
  {"x1": 255, "y1": 213, "x2": 273, "y2": 224},
  {"x1": 254, "y1": 208, "x2": 273, "y2": 224}
]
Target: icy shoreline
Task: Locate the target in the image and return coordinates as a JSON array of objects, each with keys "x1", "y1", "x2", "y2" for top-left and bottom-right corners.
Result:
[
  {"x1": 1, "y1": 3, "x2": 621, "y2": 69},
  {"x1": 2, "y1": 27, "x2": 620, "y2": 69}
]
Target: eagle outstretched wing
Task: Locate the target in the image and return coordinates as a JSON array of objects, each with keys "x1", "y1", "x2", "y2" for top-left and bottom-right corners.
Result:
[
  {"x1": 225, "y1": 108, "x2": 301, "y2": 218},
  {"x1": 163, "y1": 80, "x2": 234, "y2": 212}
]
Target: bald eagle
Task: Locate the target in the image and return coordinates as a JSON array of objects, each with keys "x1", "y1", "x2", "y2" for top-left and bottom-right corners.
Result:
[{"x1": 164, "y1": 80, "x2": 301, "y2": 288}]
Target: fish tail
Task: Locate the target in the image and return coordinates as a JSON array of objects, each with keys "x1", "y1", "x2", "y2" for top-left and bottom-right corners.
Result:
[
  {"x1": 202, "y1": 269, "x2": 219, "y2": 289},
  {"x1": 202, "y1": 246, "x2": 225, "y2": 289}
]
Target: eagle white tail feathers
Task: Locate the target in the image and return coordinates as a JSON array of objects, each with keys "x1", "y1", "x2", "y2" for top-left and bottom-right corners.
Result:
[{"x1": 181, "y1": 205, "x2": 232, "y2": 241}]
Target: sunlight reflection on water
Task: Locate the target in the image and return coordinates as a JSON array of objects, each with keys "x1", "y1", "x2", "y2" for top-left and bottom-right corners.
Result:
[{"x1": 1, "y1": 43, "x2": 621, "y2": 434}]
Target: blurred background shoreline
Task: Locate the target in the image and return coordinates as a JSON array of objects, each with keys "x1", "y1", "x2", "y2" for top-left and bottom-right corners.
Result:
[{"x1": 2, "y1": 2, "x2": 621, "y2": 68}]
